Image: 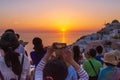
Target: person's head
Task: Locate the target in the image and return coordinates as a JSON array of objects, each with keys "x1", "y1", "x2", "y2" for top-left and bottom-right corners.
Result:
[
  {"x1": 43, "y1": 58, "x2": 68, "y2": 80},
  {"x1": 72, "y1": 45, "x2": 82, "y2": 63},
  {"x1": 0, "y1": 32, "x2": 19, "y2": 51},
  {"x1": 86, "y1": 48, "x2": 96, "y2": 58},
  {"x1": 32, "y1": 37, "x2": 44, "y2": 55},
  {"x1": 72, "y1": 45, "x2": 80, "y2": 54},
  {"x1": 32, "y1": 37, "x2": 43, "y2": 48},
  {"x1": 0, "y1": 32, "x2": 21, "y2": 75},
  {"x1": 4, "y1": 29, "x2": 15, "y2": 34},
  {"x1": 102, "y1": 51, "x2": 118, "y2": 66},
  {"x1": 96, "y1": 46, "x2": 103, "y2": 54}
]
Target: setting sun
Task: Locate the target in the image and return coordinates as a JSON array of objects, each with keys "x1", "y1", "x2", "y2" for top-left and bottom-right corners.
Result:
[
  {"x1": 61, "y1": 28, "x2": 66, "y2": 32},
  {"x1": 0, "y1": 0, "x2": 120, "y2": 32}
]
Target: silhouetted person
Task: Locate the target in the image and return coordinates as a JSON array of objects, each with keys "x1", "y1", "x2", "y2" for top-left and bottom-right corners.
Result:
[{"x1": 30, "y1": 37, "x2": 46, "y2": 67}]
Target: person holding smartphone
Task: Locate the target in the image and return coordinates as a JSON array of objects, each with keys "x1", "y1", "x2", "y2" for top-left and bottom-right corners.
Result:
[{"x1": 35, "y1": 44, "x2": 88, "y2": 80}]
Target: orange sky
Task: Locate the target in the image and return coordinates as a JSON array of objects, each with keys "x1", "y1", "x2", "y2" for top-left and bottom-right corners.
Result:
[{"x1": 0, "y1": 0, "x2": 120, "y2": 32}]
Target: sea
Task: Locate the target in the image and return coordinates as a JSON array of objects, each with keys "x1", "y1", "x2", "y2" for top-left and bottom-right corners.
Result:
[{"x1": 0, "y1": 31, "x2": 93, "y2": 59}]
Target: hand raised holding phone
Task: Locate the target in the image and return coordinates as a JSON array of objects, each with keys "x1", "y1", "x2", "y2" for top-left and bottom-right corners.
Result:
[{"x1": 52, "y1": 42, "x2": 67, "y2": 49}]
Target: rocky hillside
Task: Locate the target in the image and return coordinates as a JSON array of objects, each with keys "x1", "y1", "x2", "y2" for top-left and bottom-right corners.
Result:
[{"x1": 71, "y1": 19, "x2": 120, "y2": 50}]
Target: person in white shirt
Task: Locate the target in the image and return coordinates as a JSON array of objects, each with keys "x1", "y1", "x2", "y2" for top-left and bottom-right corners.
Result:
[{"x1": 0, "y1": 32, "x2": 30, "y2": 80}]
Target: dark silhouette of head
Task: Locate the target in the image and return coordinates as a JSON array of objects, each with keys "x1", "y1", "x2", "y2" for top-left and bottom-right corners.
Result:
[
  {"x1": 43, "y1": 58, "x2": 68, "y2": 80},
  {"x1": 0, "y1": 32, "x2": 21, "y2": 75},
  {"x1": 32, "y1": 37, "x2": 44, "y2": 56},
  {"x1": 72, "y1": 45, "x2": 82, "y2": 63},
  {"x1": 4, "y1": 29, "x2": 15, "y2": 34},
  {"x1": 96, "y1": 46, "x2": 103, "y2": 54},
  {"x1": 88, "y1": 48, "x2": 96, "y2": 57}
]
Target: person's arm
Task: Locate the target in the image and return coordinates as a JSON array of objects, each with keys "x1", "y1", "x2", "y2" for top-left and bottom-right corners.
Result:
[
  {"x1": 35, "y1": 47, "x2": 54, "y2": 80},
  {"x1": 62, "y1": 49, "x2": 89, "y2": 80},
  {"x1": 35, "y1": 59, "x2": 46, "y2": 80}
]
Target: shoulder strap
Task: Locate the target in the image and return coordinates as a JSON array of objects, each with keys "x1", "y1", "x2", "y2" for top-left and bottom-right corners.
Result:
[
  {"x1": 18, "y1": 54, "x2": 24, "y2": 80},
  {"x1": 88, "y1": 60, "x2": 97, "y2": 75}
]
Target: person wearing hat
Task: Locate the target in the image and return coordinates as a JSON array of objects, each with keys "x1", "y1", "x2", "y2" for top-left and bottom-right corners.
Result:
[
  {"x1": 98, "y1": 50, "x2": 120, "y2": 80},
  {"x1": 113, "y1": 49, "x2": 120, "y2": 68}
]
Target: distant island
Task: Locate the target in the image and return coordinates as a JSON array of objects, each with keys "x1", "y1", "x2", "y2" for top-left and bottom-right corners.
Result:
[{"x1": 71, "y1": 19, "x2": 120, "y2": 51}]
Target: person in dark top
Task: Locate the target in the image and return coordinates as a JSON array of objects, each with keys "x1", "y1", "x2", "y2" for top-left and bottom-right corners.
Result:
[
  {"x1": 95, "y1": 46, "x2": 104, "y2": 65},
  {"x1": 30, "y1": 37, "x2": 46, "y2": 67}
]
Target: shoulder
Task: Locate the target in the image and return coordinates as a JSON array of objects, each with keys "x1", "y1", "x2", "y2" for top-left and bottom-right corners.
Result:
[
  {"x1": 68, "y1": 65, "x2": 76, "y2": 70},
  {"x1": 95, "y1": 59, "x2": 102, "y2": 65},
  {"x1": 68, "y1": 65, "x2": 77, "y2": 75},
  {"x1": 93, "y1": 59, "x2": 102, "y2": 66},
  {"x1": 83, "y1": 60, "x2": 89, "y2": 67},
  {"x1": 17, "y1": 44, "x2": 24, "y2": 50},
  {"x1": 42, "y1": 50, "x2": 47, "y2": 54},
  {"x1": 83, "y1": 60, "x2": 89, "y2": 64}
]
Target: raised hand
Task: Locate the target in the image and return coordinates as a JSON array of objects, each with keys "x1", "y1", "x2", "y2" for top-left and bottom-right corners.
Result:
[
  {"x1": 43, "y1": 46, "x2": 55, "y2": 61},
  {"x1": 62, "y1": 48, "x2": 80, "y2": 70}
]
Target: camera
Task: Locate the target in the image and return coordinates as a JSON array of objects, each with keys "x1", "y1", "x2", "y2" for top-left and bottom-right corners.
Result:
[{"x1": 53, "y1": 42, "x2": 67, "y2": 49}]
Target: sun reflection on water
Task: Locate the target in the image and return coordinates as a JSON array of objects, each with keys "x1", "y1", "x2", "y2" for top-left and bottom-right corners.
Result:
[{"x1": 62, "y1": 32, "x2": 65, "y2": 43}]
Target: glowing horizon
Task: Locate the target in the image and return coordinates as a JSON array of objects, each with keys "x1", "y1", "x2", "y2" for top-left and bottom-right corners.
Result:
[{"x1": 0, "y1": 0, "x2": 120, "y2": 32}]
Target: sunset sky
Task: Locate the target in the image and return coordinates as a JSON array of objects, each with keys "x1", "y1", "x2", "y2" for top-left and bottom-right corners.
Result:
[{"x1": 0, "y1": 0, "x2": 120, "y2": 32}]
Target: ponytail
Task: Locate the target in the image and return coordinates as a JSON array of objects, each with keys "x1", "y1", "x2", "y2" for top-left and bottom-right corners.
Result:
[{"x1": 4, "y1": 47, "x2": 22, "y2": 75}]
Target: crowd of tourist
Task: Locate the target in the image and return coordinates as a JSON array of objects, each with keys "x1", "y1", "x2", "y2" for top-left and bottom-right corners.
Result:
[{"x1": 0, "y1": 29, "x2": 120, "y2": 80}]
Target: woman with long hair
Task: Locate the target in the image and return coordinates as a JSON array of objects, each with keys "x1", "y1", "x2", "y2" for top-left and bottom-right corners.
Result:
[
  {"x1": 72, "y1": 45, "x2": 84, "y2": 64},
  {"x1": 0, "y1": 32, "x2": 30, "y2": 80},
  {"x1": 30, "y1": 37, "x2": 46, "y2": 67}
]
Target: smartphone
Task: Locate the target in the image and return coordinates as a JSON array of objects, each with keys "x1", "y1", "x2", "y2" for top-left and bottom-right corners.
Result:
[{"x1": 53, "y1": 42, "x2": 67, "y2": 49}]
